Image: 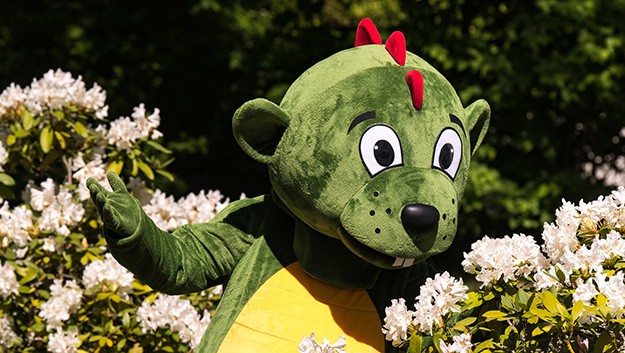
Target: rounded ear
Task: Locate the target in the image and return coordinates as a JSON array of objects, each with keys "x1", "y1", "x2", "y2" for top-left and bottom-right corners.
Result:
[
  {"x1": 233, "y1": 98, "x2": 290, "y2": 164},
  {"x1": 464, "y1": 99, "x2": 491, "y2": 156}
]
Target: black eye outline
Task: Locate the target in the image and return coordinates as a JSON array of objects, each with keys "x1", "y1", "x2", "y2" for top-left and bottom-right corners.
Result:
[
  {"x1": 359, "y1": 124, "x2": 403, "y2": 177},
  {"x1": 432, "y1": 128, "x2": 463, "y2": 180}
]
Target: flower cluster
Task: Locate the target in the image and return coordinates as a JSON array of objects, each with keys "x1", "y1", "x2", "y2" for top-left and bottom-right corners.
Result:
[
  {"x1": 0, "y1": 315, "x2": 19, "y2": 349},
  {"x1": 0, "y1": 261, "x2": 19, "y2": 299},
  {"x1": 27, "y1": 178, "x2": 85, "y2": 237},
  {"x1": 47, "y1": 329, "x2": 80, "y2": 353},
  {"x1": 136, "y1": 293, "x2": 211, "y2": 349},
  {"x1": 143, "y1": 189, "x2": 231, "y2": 231},
  {"x1": 298, "y1": 333, "x2": 347, "y2": 353},
  {"x1": 0, "y1": 69, "x2": 108, "y2": 120},
  {"x1": 0, "y1": 71, "x2": 224, "y2": 352},
  {"x1": 462, "y1": 233, "x2": 548, "y2": 286},
  {"x1": 382, "y1": 272, "x2": 468, "y2": 347},
  {"x1": 0, "y1": 203, "x2": 33, "y2": 249},
  {"x1": 101, "y1": 103, "x2": 162, "y2": 151},
  {"x1": 82, "y1": 253, "x2": 134, "y2": 297},
  {"x1": 385, "y1": 186, "x2": 625, "y2": 352},
  {"x1": 39, "y1": 279, "x2": 83, "y2": 330}
]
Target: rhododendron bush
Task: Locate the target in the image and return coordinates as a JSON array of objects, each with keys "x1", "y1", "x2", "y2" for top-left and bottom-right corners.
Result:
[
  {"x1": 0, "y1": 70, "x2": 225, "y2": 352},
  {"x1": 383, "y1": 189, "x2": 625, "y2": 352}
]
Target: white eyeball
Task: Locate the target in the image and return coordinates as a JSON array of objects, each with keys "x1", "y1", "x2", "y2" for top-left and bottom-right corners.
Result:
[
  {"x1": 359, "y1": 124, "x2": 403, "y2": 176},
  {"x1": 432, "y1": 128, "x2": 462, "y2": 180}
]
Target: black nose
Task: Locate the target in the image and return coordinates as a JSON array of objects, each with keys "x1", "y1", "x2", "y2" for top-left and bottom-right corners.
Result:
[{"x1": 401, "y1": 203, "x2": 440, "y2": 233}]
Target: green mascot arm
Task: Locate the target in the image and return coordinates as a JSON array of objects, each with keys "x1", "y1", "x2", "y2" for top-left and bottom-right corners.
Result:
[{"x1": 87, "y1": 172, "x2": 255, "y2": 294}]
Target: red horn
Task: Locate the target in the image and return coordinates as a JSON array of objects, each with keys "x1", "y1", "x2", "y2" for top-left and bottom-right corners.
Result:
[
  {"x1": 385, "y1": 31, "x2": 406, "y2": 66},
  {"x1": 406, "y1": 70, "x2": 423, "y2": 110},
  {"x1": 355, "y1": 18, "x2": 382, "y2": 47}
]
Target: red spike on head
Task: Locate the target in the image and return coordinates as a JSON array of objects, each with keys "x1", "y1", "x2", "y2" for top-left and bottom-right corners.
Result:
[
  {"x1": 385, "y1": 31, "x2": 406, "y2": 66},
  {"x1": 406, "y1": 70, "x2": 424, "y2": 110},
  {"x1": 355, "y1": 18, "x2": 382, "y2": 47}
]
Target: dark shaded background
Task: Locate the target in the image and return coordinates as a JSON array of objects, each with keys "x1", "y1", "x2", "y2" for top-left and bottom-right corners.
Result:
[{"x1": 1, "y1": 0, "x2": 623, "y2": 271}]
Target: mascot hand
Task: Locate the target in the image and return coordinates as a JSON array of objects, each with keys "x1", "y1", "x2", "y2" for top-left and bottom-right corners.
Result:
[{"x1": 87, "y1": 172, "x2": 142, "y2": 238}]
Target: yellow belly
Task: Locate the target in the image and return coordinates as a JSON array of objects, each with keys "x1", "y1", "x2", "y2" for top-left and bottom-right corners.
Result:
[{"x1": 218, "y1": 262, "x2": 384, "y2": 352}]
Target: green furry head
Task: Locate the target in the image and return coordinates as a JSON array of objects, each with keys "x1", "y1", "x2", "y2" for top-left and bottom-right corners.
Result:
[{"x1": 233, "y1": 18, "x2": 490, "y2": 269}]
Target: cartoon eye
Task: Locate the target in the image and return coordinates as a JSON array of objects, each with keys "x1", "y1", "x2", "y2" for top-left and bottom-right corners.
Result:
[
  {"x1": 432, "y1": 128, "x2": 462, "y2": 180},
  {"x1": 359, "y1": 124, "x2": 403, "y2": 176}
]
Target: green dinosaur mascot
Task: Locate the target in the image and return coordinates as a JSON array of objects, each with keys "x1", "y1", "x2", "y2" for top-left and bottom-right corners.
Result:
[{"x1": 87, "y1": 18, "x2": 490, "y2": 352}]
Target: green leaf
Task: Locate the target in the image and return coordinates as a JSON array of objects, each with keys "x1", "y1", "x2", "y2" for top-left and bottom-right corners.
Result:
[
  {"x1": 453, "y1": 316, "x2": 477, "y2": 331},
  {"x1": 146, "y1": 140, "x2": 173, "y2": 154},
  {"x1": 131, "y1": 158, "x2": 138, "y2": 176},
  {"x1": 40, "y1": 125, "x2": 54, "y2": 153},
  {"x1": 54, "y1": 131, "x2": 66, "y2": 149},
  {"x1": 21, "y1": 109, "x2": 34, "y2": 130},
  {"x1": 515, "y1": 288, "x2": 530, "y2": 309},
  {"x1": 6, "y1": 134, "x2": 16, "y2": 146},
  {"x1": 473, "y1": 339, "x2": 494, "y2": 353},
  {"x1": 107, "y1": 160, "x2": 124, "y2": 175},
  {"x1": 137, "y1": 159, "x2": 154, "y2": 180},
  {"x1": 129, "y1": 344, "x2": 144, "y2": 353},
  {"x1": 501, "y1": 294, "x2": 516, "y2": 311},
  {"x1": 595, "y1": 330, "x2": 612, "y2": 353},
  {"x1": 531, "y1": 324, "x2": 551, "y2": 337},
  {"x1": 571, "y1": 300, "x2": 584, "y2": 322},
  {"x1": 482, "y1": 310, "x2": 510, "y2": 321},
  {"x1": 542, "y1": 291, "x2": 566, "y2": 316},
  {"x1": 0, "y1": 173, "x2": 15, "y2": 186},
  {"x1": 156, "y1": 169, "x2": 175, "y2": 182},
  {"x1": 408, "y1": 333, "x2": 422, "y2": 353},
  {"x1": 51, "y1": 110, "x2": 65, "y2": 120},
  {"x1": 73, "y1": 121, "x2": 89, "y2": 137},
  {"x1": 117, "y1": 338, "x2": 127, "y2": 350}
]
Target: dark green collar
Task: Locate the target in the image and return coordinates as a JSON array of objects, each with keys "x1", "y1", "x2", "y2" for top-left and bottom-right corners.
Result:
[{"x1": 271, "y1": 190, "x2": 382, "y2": 289}]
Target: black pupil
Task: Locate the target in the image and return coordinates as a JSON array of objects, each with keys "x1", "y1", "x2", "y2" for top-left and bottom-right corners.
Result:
[
  {"x1": 374, "y1": 140, "x2": 394, "y2": 166},
  {"x1": 439, "y1": 143, "x2": 454, "y2": 169}
]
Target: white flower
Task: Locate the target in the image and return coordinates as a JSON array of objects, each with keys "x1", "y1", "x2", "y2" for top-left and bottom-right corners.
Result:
[
  {"x1": 413, "y1": 272, "x2": 468, "y2": 335},
  {"x1": 136, "y1": 293, "x2": 210, "y2": 349},
  {"x1": 47, "y1": 328, "x2": 80, "y2": 353},
  {"x1": 143, "y1": 189, "x2": 229, "y2": 231},
  {"x1": 462, "y1": 234, "x2": 548, "y2": 286},
  {"x1": 82, "y1": 253, "x2": 134, "y2": 296},
  {"x1": 0, "y1": 83, "x2": 26, "y2": 118},
  {"x1": 207, "y1": 284, "x2": 223, "y2": 300},
  {"x1": 381, "y1": 298, "x2": 413, "y2": 346},
  {"x1": 24, "y1": 69, "x2": 108, "y2": 118},
  {"x1": 572, "y1": 277, "x2": 599, "y2": 307},
  {"x1": 39, "y1": 279, "x2": 83, "y2": 330},
  {"x1": 104, "y1": 104, "x2": 162, "y2": 151},
  {"x1": 0, "y1": 315, "x2": 18, "y2": 348},
  {"x1": 29, "y1": 178, "x2": 57, "y2": 211},
  {"x1": 298, "y1": 333, "x2": 347, "y2": 353},
  {"x1": 0, "y1": 203, "x2": 34, "y2": 248},
  {"x1": 106, "y1": 116, "x2": 135, "y2": 151},
  {"x1": 533, "y1": 265, "x2": 565, "y2": 290},
  {"x1": 594, "y1": 272, "x2": 625, "y2": 317},
  {"x1": 71, "y1": 153, "x2": 109, "y2": 201},
  {"x1": 0, "y1": 141, "x2": 8, "y2": 172},
  {"x1": 42, "y1": 237, "x2": 58, "y2": 253},
  {"x1": 27, "y1": 179, "x2": 85, "y2": 236},
  {"x1": 0, "y1": 262, "x2": 19, "y2": 299},
  {"x1": 439, "y1": 333, "x2": 472, "y2": 353}
]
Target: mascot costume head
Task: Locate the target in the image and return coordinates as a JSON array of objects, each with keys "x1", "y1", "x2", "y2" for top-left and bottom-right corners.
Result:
[
  {"x1": 234, "y1": 17, "x2": 489, "y2": 269},
  {"x1": 88, "y1": 18, "x2": 490, "y2": 353}
]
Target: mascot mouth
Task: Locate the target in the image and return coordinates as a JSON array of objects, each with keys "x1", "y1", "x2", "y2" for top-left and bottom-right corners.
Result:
[{"x1": 338, "y1": 226, "x2": 415, "y2": 268}]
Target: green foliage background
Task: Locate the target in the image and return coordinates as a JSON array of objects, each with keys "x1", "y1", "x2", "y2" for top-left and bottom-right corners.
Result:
[{"x1": 1, "y1": 0, "x2": 623, "y2": 272}]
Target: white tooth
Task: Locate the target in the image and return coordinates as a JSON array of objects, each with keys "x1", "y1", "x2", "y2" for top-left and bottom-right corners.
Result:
[
  {"x1": 403, "y1": 258, "x2": 414, "y2": 267},
  {"x1": 393, "y1": 257, "x2": 404, "y2": 266}
]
